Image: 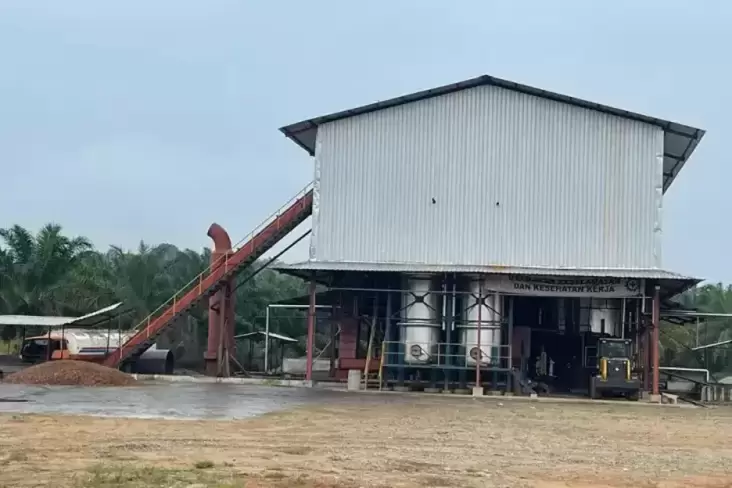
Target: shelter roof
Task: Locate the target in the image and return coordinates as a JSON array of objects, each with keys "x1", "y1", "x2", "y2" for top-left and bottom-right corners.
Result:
[{"x1": 0, "y1": 302, "x2": 123, "y2": 328}]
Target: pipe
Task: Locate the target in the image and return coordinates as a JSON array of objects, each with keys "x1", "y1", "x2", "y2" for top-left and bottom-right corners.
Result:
[
  {"x1": 692, "y1": 338, "x2": 732, "y2": 351},
  {"x1": 476, "y1": 281, "x2": 482, "y2": 387},
  {"x1": 135, "y1": 348, "x2": 175, "y2": 375},
  {"x1": 621, "y1": 298, "x2": 626, "y2": 339},
  {"x1": 205, "y1": 223, "x2": 235, "y2": 375},
  {"x1": 658, "y1": 366, "x2": 710, "y2": 384},
  {"x1": 207, "y1": 223, "x2": 233, "y2": 250},
  {"x1": 652, "y1": 285, "x2": 660, "y2": 396},
  {"x1": 306, "y1": 279, "x2": 316, "y2": 382},
  {"x1": 264, "y1": 306, "x2": 270, "y2": 373}
]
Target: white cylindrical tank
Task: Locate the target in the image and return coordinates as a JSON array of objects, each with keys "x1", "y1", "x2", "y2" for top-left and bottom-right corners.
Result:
[
  {"x1": 457, "y1": 278, "x2": 503, "y2": 366},
  {"x1": 397, "y1": 275, "x2": 441, "y2": 364},
  {"x1": 42, "y1": 328, "x2": 135, "y2": 356}
]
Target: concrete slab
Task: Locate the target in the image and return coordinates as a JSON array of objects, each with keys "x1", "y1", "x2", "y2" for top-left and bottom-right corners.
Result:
[
  {"x1": 472, "y1": 387, "x2": 484, "y2": 397},
  {"x1": 0, "y1": 382, "x2": 353, "y2": 420},
  {"x1": 661, "y1": 393, "x2": 679, "y2": 405}
]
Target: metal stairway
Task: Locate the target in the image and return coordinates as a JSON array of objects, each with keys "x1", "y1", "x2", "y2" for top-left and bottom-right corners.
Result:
[{"x1": 102, "y1": 184, "x2": 314, "y2": 369}]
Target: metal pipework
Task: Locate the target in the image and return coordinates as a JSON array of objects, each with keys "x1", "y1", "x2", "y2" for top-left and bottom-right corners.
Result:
[
  {"x1": 205, "y1": 223, "x2": 235, "y2": 375},
  {"x1": 457, "y1": 277, "x2": 503, "y2": 366},
  {"x1": 264, "y1": 303, "x2": 332, "y2": 373},
  {"x1": 134, "y1": 348, "x2": 175, "y2": 375},
  {"x1": 397, "y1": 275, "x2": 441, "y2": 364}
]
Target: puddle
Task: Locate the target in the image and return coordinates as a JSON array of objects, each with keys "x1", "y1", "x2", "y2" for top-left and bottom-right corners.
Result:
[{"x1": 0, "y1": 382, "x2": 351, "y2": 420}]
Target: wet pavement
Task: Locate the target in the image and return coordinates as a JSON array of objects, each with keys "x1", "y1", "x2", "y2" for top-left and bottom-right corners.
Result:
[{"x1": 0, "y1": 382, "x2": 354, "y2": 420}]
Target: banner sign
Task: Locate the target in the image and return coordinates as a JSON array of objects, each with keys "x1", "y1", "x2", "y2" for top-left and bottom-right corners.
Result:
[{"x1": 484, "y1": 275, "x2": 643, "y2": 298}]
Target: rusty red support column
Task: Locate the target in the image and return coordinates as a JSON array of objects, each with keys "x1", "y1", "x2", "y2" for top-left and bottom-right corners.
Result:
[
  {"x1": 305, "y1": 278, "x2": 317, "y2": 382},
  {"x1": 651, "y1": 285, "x2": 661, "y2": 396},
  {"x1": 205, "y1": 223, "x2": 235, "y2": 376}
]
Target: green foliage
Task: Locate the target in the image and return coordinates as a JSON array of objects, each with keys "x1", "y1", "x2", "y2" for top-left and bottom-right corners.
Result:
[
  {"x1": 661, "y1": 283, "x2": 732, "y2": 376},
  {"x1": 0, "y1": 224, "x2": 306, "y2": 350},
  {"x1": 3, "y1": 224, "x2": 731, "y2": 373}
]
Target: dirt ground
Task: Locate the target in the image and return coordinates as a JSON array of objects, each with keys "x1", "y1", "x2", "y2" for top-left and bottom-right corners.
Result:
[{"x1": 1, "y1": 396, "x2": 732, "y2": 488}]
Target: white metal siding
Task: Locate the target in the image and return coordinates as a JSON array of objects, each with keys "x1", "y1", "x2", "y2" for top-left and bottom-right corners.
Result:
[{"x1": 311, "y1": 84, "x2": 664, "y2": 270}]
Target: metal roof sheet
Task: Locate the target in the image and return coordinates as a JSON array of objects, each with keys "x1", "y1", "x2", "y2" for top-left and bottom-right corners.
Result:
[
  {"x1": 0, "y1": 302, "x2": 123, "y2": 328},
  {"x1": 280, "y1": 74, "x2": 705, "y2": 192}
]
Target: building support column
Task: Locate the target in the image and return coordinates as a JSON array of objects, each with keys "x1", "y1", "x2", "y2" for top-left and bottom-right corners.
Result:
[
  {"x1": 473, "y1": 282, "x2": 484, "y2": 396},
  {"x1": 305, "y1": 278, "x2": 317, "y2": 383},
  {"x1": 328, "y1": 305, "x2": 337, "y2": 378},
  {"x1": 651, "y1": 285, "x2": 661, "y2": 397}
]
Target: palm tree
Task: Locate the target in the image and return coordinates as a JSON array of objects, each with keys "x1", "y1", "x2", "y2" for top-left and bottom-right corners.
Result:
[
  {"x1": 0, "y1": 223, "x2": 310, "y2": 362},
  {"x1": 0, "y1": 224, "x2": 93, "y2": 339}
]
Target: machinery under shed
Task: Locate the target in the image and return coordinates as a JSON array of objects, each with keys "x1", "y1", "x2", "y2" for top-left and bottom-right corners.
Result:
[
  {"x1": 6, "y1": 74, "x2": 705, "y2": 399},
  {"x1": 274, "y1": 74, "x2": 706, "y2": 400}
]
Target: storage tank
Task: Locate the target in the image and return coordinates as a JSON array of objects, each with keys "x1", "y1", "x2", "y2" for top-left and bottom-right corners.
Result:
[
  {"x1": 397, "y1": 275, "x2": 441, "y2": 364},
  {"x1": 457, "y1": 278, "x2": 503, "y2": 366},
  {"x1": 588, "y1": 298, "x2": 621, "y2": 336}
]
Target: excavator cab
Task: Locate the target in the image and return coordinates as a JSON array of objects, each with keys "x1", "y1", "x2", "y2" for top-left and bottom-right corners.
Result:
[{"x1": 589, "y1": 338, "x2": 641, "y2": 400}]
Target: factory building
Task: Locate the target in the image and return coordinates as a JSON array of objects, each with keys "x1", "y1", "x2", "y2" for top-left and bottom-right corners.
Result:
[{"x1": 275, "y1": 74, "x2": 705, "y2": 398}]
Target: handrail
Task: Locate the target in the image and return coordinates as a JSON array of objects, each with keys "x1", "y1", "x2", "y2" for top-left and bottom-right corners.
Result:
[{"x1": 125, "y1": 182, "x2": 314, "y2": 339}]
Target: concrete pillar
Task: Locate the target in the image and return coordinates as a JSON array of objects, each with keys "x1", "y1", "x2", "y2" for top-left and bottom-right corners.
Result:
[{"x1": 347, "y1": 369, "x2": 362, "y2": 391}]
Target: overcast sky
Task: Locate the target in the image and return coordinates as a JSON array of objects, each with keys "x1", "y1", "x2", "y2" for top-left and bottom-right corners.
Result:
[{"x1": 0, "y1": 1, "x2": 729, "y2": 282}]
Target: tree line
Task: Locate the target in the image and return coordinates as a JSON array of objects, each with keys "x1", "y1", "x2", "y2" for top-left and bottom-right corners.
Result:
[
  {"x1": 1, "y1": 223, "x2": 731, "y2": 375},
  {"x1": 661, "y1": 284, "x2": 732, "y2": 378},
  {"x1": 0, "y1": 223, "x2": 308, "y2": 356}
]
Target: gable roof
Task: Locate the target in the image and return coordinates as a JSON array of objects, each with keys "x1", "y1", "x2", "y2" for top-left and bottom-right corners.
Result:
[{"x1": 280, "y1": 74, "x2": 705, "y2": 192}]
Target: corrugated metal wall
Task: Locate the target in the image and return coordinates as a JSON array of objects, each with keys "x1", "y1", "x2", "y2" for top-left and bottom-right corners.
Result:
[{"x1": 311, "y1": 84, "x2": 664, "y2": 270}]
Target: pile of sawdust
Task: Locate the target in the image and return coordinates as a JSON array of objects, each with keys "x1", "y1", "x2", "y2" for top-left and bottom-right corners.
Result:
[{"x1": 2, "y1": 360, "x2": 135, "y2": 386}]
